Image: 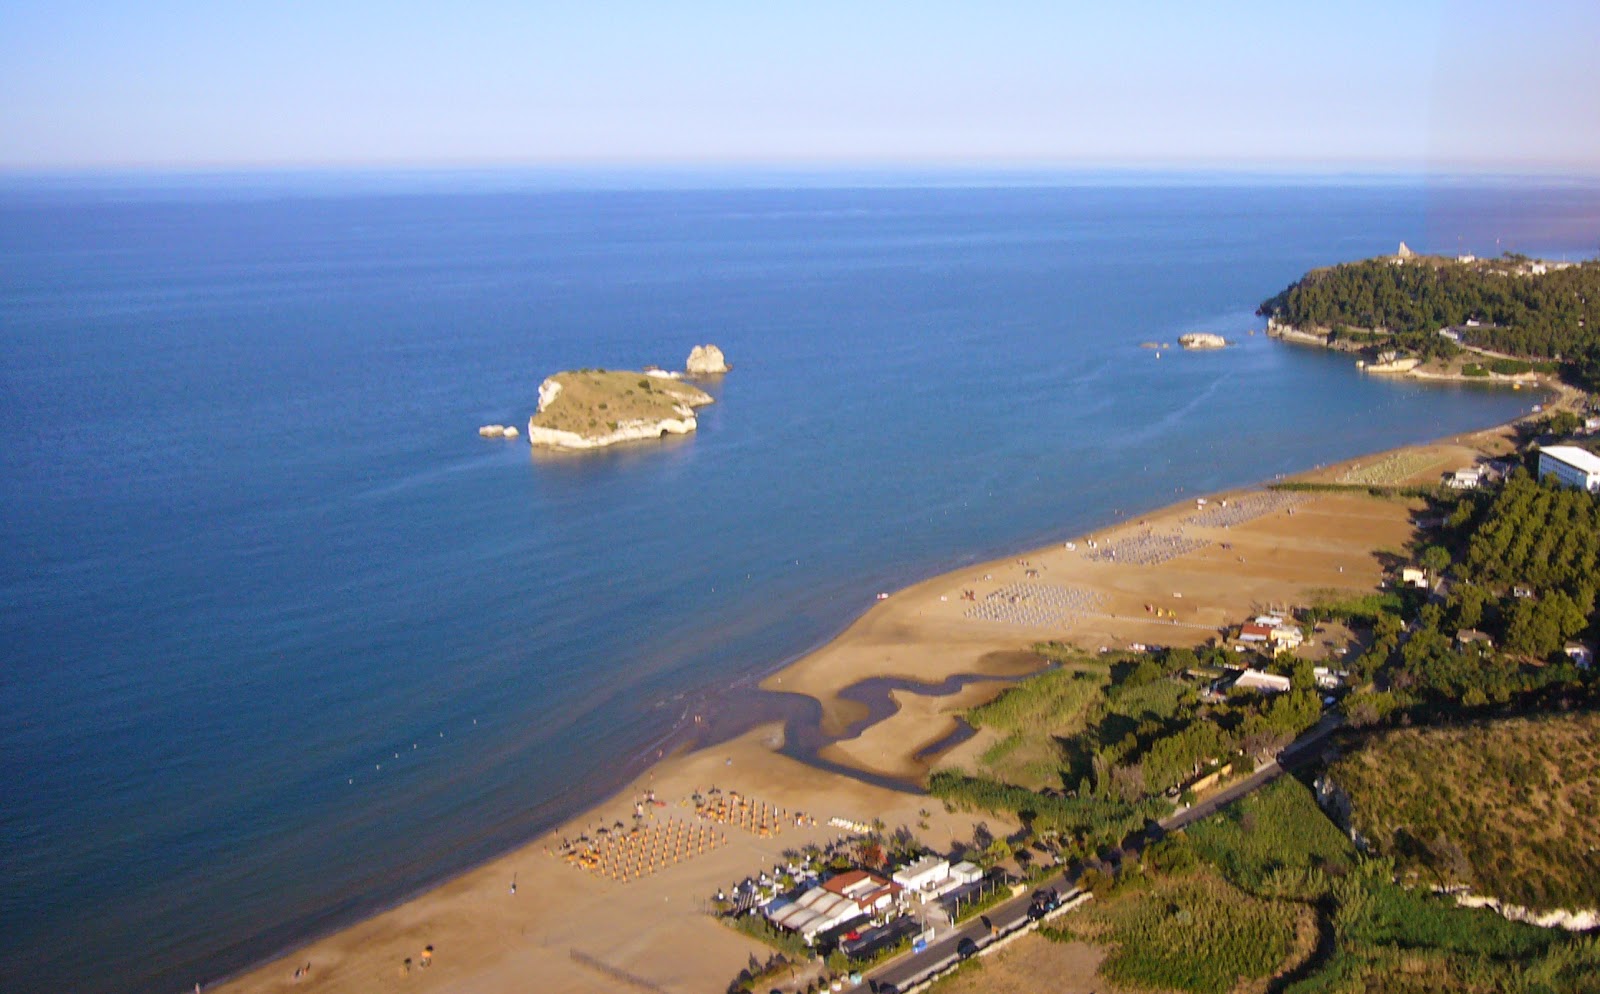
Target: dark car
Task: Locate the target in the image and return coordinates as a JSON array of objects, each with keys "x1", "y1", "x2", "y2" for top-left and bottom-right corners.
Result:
[
  {"x1": 956, "y1": 936, "x2": 980, "y2": 959},
  {"x1": 1026, "y1": 887, "x2": 1061, "y2": 920}
]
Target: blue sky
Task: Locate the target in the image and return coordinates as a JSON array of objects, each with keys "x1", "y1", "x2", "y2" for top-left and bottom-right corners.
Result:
[{"x1": 1, "y1": 0, "x2": 1596, "y2": 171}]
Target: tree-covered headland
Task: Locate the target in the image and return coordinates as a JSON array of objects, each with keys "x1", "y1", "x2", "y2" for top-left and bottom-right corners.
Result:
[{"x1": 1258, "y1": 254, "x2": 1600, "y2": 386}]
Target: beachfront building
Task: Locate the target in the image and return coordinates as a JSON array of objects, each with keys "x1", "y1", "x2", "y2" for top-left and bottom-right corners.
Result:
[
  {"x1": 890, "y1": 856, "x2": 984, "y2": 905},
  {"x1": 1538, "y1": 446, "x2": 1600, "y2": 493},
  {"x1": 891, "y1": 856, "x2": 953, "y2": 904},
  {"x1": 949, "y1": 860, "x2": 983, "y2": 886},
  {"x1": 765, "y1": 870, "x2": 900, "y2": 941},
  {"x1": 1447, "y1": 467, "x2": 1483, "y2": 490}
]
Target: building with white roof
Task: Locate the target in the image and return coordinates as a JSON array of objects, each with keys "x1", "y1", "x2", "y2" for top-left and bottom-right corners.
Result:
[
  {"x1": 1227, "y1": 669, "x2": 1293, "y2": 694},
  {"x1": 765, "y1": 870, "x2": 899, "y2": 940},
  {"x1": 1539, "y1": 446, "x2": 1600, "y2": 493},
  {"x1": 892, "y1": 856, "x2": 951, "y2": 903}
]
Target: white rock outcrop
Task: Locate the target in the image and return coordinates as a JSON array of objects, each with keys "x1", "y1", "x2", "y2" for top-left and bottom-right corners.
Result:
[
  {"x1": 686, "y1": 344, "x2": 729, "y2": 374},
  {"x1": 537, "y1": 378, "x2": 562, "y2": 412},
  {"x1": 526, "y1": 411, "x2": 700, "y2": 449},
  {"x1": 1453, "y1": 894, "x2": 1600, "y2": 932},
  {"x1": 1179, "y1": 333, "x2": 1228, "y2": 350}
]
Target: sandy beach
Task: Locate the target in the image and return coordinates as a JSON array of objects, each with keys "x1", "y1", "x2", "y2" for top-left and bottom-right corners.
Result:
[{"x1": 214, "y1": 416, "x2": 1534, "y2": 994}]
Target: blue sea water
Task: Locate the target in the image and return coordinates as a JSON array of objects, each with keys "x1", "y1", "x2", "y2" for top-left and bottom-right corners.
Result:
[{"x1": 2, "y1": 174, "x2": 1597, "y2": 994}]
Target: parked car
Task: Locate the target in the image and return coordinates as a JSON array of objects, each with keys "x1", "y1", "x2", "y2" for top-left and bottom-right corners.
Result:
[{"x1": 1026, "y1": 887, "x2": 1061, "y2": 920}]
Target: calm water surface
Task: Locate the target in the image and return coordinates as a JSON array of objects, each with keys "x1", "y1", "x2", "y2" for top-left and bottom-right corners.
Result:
[{"x1": 3, "y1": 175, "x2": 1596, "y2": 993}]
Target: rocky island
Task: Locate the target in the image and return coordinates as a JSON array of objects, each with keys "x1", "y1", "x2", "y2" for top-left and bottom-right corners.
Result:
[
  {"x1": 1178, "y1": 332, "x2": 1228, "y2": 349},
  {"x1": 685, "y1": 343, "x2": 730, "y2": 374},
  {"x1": 526, "y1": 368, "x2": 715, "y2": 450}
]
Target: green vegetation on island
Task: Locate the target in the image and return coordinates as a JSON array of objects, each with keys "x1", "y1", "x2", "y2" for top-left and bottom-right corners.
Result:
[{"x1": 527, "y1": 368, "x2": 713, "y2": 444}]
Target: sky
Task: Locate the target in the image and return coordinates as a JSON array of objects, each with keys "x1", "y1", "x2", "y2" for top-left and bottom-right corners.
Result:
[{"x1": 1, "y1": 0, "x2": 1597, "y2": 173}]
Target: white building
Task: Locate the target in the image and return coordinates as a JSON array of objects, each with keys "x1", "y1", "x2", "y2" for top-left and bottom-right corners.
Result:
[
  {"x1": 1269, "y1": 626, "x2": 1305, "y2": 652},
  {"x1": 1448, "y1": 467, "x2": 1483, "y2": 490},
  {"x1": 1312, "y1": 667, "x2": 1346, "y2": 689},
  {"x1": 892, "y1": 857, "x2": 952, "y2": 903},
  {"x1": 948, "y1": 861, "x2": 983, "y2": 885},
  {"x1": 1539, "y1": 446, "x2": 1600, "y2": 493},
  {"x1": 1566, "y1": 643, "x2": 1594, "y2": 669},
  {"x1": 1227, "y1": 669, "x2": 1293, "y2": 694}
]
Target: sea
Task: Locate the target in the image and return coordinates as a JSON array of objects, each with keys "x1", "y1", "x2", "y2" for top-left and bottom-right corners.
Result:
[{"x1": 3, "y1": 171, "x2": 1598, "y2": 994}]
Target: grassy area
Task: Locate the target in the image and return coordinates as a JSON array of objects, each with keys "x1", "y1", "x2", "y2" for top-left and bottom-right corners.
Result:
[
  {"x1": 1065, "y1": 869, "x2": 1303, "y2": 994},
  {"x1": 1339, "y1": 452, "x2": 1445, "y2": 486},
  {"x1": 1268, "y1": 481, "x2": 1441, "y2": 499},
  {"x1": 945, "y1": 642, "x2": 1318, "y2": 830},
  {"x1": 967, "y1": 667, "x2": 1106, "y2": 789},
  {"x1": 1187, "y1": 776, "x2": 1354, "y2": 900},
  {"x1": 529, "y1": 369, "x2": 712, "y2": 436},
  {"x1": 1038, "y1": 775, "x2": 1600, "y2": 994},
  {"x1": 1326, "y1": 711, "x2": 1600, "y2": 913},
  {"x1": 1283, "y1": 859, "x2": 1598, "y2": 994}
]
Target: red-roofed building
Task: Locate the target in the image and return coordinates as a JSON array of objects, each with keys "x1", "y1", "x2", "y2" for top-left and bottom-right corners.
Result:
[
  {"x1": 821, "y1": 870, "x2": 900, "y2": 916},
  {"x1": 1240, "y1": 622, "x2": 1274, "y2": 642}
]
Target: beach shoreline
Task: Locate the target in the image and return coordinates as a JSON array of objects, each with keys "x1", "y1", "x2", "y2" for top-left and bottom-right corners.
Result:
[{"x1": 210, "y1": 385, "x2": 1565, "y2": 994}]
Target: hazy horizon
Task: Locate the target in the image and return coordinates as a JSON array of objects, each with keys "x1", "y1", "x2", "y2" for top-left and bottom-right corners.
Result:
[{"x1": 3, "y1": 1, "x2": 1596, "y2": 173}]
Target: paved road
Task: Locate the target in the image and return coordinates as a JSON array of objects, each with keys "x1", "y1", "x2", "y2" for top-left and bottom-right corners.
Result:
[{"x1": 865, "y1": 712, "x2": 1343, "y2": 992}]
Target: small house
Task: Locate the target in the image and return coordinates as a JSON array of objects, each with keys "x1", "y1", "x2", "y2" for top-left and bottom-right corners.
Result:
[
  {"x1": 1565, "y1": 643, "x2": 1593, "y2": 669},
  {"x1": 1401, "y1": 567, "x2": 1429, "y2": 589},
  {"x1": 1225, "y1": 669, "x2": 1292, "y2": 694},
  {"x1": 1447, "y1": 468, "x2": 1483, "y2": 490},
  {"x1": 1456, "y1": 629, "x2": 1495, "y2": 652},
  {"x1": 948, "y1": 861, "x2": 983, "y2": 886},
  {"x1": 1512, "y1": 585, "x2": 1535, "y2": 600},
  {"x1": 1269, "y1": 626, "x2": 1305, "y2": 652},
  {"x1": 1312, "y1": 667, "x2": 1346, "y2": 689},
  {"x1": 1239, "y1": 622, "x2": 1274, "y2": 643}
]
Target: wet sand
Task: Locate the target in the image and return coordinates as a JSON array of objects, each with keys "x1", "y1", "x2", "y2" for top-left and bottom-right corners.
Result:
[{"x1": 214, "y1": 424, "x2": 1526, "y2": 994}]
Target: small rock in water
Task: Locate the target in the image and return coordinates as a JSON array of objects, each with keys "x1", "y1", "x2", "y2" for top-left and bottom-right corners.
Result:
[{"x1": 686, "y1": 344, "x2": 730, "y2": 375}]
